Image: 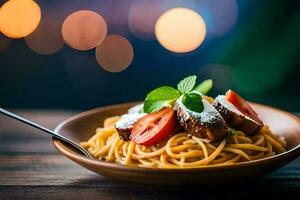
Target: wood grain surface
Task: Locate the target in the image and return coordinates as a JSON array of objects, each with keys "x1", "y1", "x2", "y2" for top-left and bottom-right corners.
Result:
[{"x1": 0, "y1": 110, "x2": 299, "y2": 199}]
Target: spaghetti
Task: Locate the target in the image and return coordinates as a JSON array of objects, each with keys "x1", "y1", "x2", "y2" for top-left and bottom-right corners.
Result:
[{"x1": 80, "y1": 116, "x2": 286, "y2": 168}]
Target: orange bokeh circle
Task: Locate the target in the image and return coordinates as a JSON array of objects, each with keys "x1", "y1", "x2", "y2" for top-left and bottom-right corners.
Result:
[
  {"x1": 0, "y1": 0, "x2": 41, "y2": 38},
  {"x1": 25, "y1": 18, "x2": 64, "y2": 55},
  {"x1": 95, "y1": 35, "x2": 134, "y2": 73},
  {"x1": 62, "y1": 10, "x2": 107, "y2": 51}
]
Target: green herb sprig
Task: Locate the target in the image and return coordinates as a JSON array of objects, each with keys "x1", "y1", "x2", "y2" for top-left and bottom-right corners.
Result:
[{"x1": 143, "y1": 75, "x2": 213, "y2": 113}]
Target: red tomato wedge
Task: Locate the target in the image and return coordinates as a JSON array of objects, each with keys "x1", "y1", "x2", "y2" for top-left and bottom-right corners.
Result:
[
  {"x1": 131, "y1": 107, "x2": 176, "y2": 146},
  {"x1": 226, "y1": 90, "x2": 262, "y2": 123}
]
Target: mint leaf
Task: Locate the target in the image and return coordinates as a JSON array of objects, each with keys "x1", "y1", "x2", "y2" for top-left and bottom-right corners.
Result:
[
  {"x1": 143, "y1": 86, "x2": 180, "y2": 113},
  {"x1": 194, "y1": 79, "x2": 213, "y2": 94},
  {"x1": 177, "y1": 75, "x2": 197, "y2": 94},
  {"x1": 182, "y1": 93, "x2": 203, "y2": 112},
  {"x1": 145, "y1": 86, "x2": 180, "y2": 101},
  {"x1": 144, "y1": 100, "x2": 174, "y2": 113}
]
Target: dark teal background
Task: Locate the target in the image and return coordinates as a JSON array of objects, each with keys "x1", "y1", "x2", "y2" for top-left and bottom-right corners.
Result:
[{"x1": 0, "y1": 0, "x2": 299, "y2": 111}]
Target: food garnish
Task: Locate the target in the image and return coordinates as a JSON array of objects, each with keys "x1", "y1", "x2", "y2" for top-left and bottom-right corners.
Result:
[
  {"x1": 144, "y1": 75, "x2": 213, "y2": 113},
  {"x1": 131, "y1": 107, "x2": 176, "y2": 146}
]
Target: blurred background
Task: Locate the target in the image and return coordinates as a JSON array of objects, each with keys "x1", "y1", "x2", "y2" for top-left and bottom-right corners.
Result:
[{"x1": 0, "y1": 0, "x2": 299, "y2": 111}]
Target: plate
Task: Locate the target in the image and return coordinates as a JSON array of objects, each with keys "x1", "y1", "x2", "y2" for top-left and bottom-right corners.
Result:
[{"x1": 53, "y1": 102, "x2": 300, "y2": 185}]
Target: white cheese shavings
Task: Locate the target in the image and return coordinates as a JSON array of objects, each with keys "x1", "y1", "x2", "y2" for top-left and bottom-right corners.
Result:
[
  {"x1": 176, "y1": 94, "x2": 226, "y2": 125},
  {"x1": 115, "y1": 113, "x2": 146, "y2": 129},
  {"x1": 128, "y1": 103, "x2": 144, "y2": 114}
]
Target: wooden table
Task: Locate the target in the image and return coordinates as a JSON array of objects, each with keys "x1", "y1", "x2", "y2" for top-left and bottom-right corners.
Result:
[{"x1": 0, "y1": 110, "x2": 299, "y2": 199}]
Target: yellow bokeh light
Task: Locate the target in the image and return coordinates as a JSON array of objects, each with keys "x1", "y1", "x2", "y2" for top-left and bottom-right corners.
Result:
[
  {"x1": 0, "y1": 0, "x2": 41, "y2": 38},
  {"x1": 155, "y1": 7, "x2": 206, "y2": 53}
]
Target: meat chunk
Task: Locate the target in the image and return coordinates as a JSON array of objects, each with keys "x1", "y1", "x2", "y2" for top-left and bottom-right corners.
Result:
[
  {"x1": 174, "y1": 95, "x2": 229, "y2": 141},
  {"x1": 213, "y1": 95, "x2": 263, "y2": 135},
  {"x1": 115, "y1": 126, "x2": 132, "y2": 141},
  {"x1": 115, "y1": 105, "x2": 146, "y2": 141}
]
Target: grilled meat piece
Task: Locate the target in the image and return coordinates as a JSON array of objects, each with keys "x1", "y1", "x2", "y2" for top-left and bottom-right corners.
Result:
[
  {"x1": 174, "y1": 95, "x2": 229, "y2": 141},
  {"x1": 115, "y1": 104, "x2": 146, "y2": 141},
  {"x1": 213, "y1": 95, "x2": 263, "y2": 135},
  {"x1": 116, "y1": 125, "x2": 132, "y2": 141}
]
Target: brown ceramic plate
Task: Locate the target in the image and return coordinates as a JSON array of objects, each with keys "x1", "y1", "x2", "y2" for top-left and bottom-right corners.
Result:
[{"x1": 53, "y1": 102, "x2": 300, "y2": 185}]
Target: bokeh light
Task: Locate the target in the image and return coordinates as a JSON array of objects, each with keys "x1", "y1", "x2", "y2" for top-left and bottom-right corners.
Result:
[
  {"x1": 24, "y1": 0, "x2": 67, "y2": 55},
  {"x1": 0, "y1": 33, "x2": 11, "y2": 51},
  {"x1": 0, "y1": 0, "x2": 41, "y2": 38},
  {"x1": 25, "y1": 18, "x2": 64, "y2": 55},
  {"x1": 155, "y1": 7, "x2": 206, "y2": 53},
  {"x1": 128, "y1": 0, "x2": 166, "y2": 40},
  {"x1": 158, "y1": 0, "x2": 238, "y2": 38},
  {"x1": 95, "y1": 35, "x2": 134, "y2": 73},
  {"x1": 62, "y1": 10, "x2": 107, "y2": 51}
]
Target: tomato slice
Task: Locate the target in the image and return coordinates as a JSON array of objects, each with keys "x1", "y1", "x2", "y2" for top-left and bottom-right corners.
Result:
[
  {"x1": 226, "y1": 90, "x2": 262, "y2": 123},
  {"x1": 131, "y1": 107, "x2": 176, "y2": 146}
]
